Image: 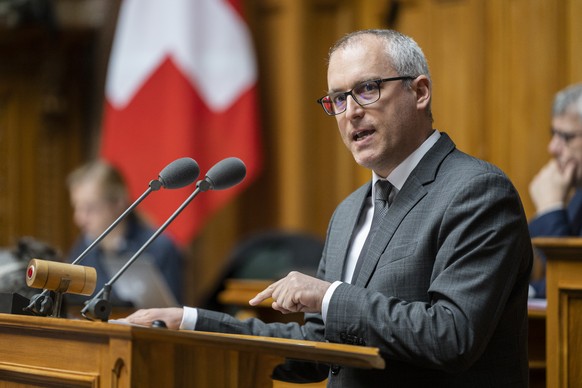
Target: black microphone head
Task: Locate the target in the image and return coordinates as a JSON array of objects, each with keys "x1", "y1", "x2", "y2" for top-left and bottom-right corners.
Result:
[
  {"x1": 158, "y1": 157, "x2": 200, "y2": 189},
  {"x1": 201, "y1": 157, "x2": 246, "y2": 191}
]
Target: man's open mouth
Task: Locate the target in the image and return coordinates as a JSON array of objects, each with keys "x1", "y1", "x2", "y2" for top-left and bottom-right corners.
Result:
[{"x1": 354, "y1": 129, "x2": 375, "y2": 141}]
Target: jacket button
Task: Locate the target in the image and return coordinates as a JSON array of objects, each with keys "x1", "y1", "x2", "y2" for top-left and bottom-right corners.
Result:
[{"x1": 330, "y1": 364, "x2": 341, "y2": 375}]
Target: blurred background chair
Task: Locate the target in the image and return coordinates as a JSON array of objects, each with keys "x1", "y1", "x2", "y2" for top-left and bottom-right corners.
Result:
[{"x1": 202, "y1": 230, "x2": 324, "y2": 320}]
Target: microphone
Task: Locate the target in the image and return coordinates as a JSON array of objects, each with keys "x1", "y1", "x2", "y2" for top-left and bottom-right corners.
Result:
[
  {"x1": 157, "y1": 157, "x2": 201, "y2": 190},
  {"x1": 197, "y1": 157, "x2": 247, "y2": 192},
  {"x1": 25, "y1": 157, "x2": 200, "y2": 317},
  {"x1": 82, "y1": 157, "x2": 247, "y2": 322},
  {"x1": 72, "y1": 156, "x2": 200, "y2": 267}
]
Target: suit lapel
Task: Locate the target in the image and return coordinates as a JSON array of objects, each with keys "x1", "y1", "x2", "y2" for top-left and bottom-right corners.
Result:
[
  {"x1": 325, "y1": 183, "x2": 371, "y2": 282},
  {"x1": 354, "y1": 176, "x2": 427, "y2": 286},
  {"x1": 354, "y1": 133, "x2": 456, "y2": 287}
]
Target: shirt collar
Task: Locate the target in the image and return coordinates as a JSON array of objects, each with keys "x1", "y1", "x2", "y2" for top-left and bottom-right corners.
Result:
[{"x1": 373, "y1": 129, "x2": 441, "y2": 193}]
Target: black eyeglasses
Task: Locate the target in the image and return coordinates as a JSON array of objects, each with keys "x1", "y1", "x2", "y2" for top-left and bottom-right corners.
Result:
[
  {"x1": 316, "y1": 76, "x2": 416, "y2": 116},
  {"x1": 551, "y1": 128, "x2": 582, "y2": 144}
]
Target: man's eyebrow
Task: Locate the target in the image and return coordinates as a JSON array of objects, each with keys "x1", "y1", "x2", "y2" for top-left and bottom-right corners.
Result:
[
  {"x1": 326, "y1": 85, "x2": 348, "y2": 94},
  {"x1": 327, "y1": 77, "x2": 381, "y2": 94}
]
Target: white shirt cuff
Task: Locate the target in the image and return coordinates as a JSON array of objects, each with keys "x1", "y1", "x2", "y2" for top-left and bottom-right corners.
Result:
[
  {"x1": 179, "y1": 306, "x2": 198, "y2": 330},
  {"x1": 321, "y1": 281, "x2": 343, "y2": 323}
]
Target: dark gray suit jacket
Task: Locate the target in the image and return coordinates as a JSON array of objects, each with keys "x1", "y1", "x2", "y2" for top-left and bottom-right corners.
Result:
[{"x1": 196, "y1": 133, "x2": 533, "y2": 387}]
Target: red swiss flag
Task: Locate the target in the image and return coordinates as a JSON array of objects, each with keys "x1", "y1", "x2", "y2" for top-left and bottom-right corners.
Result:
[{"x1": 100, "y1": 0, "x2": 262, "y2": 246}]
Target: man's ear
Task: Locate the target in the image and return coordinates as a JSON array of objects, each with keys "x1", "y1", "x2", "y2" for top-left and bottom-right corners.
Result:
[{"x1": 413, "y1": 75, "x2": 431, "y2": 110}]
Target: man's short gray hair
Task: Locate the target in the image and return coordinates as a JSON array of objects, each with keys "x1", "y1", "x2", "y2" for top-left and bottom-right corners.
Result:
[{"x1": 553, "y1": 83, "x2": 582, "y2": 119}]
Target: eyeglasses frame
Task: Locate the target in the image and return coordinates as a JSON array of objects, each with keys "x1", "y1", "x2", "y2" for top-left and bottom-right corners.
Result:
[{"x1": 316, "y1": 76, "x2": 417, "y2": 116}]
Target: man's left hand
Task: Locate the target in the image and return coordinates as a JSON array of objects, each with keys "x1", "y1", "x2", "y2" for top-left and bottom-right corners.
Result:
[{"x1": 249, "y1": 271, "x2": 331, "y2": 314}]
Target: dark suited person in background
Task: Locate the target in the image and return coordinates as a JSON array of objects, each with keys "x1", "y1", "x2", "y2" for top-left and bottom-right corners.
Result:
[
  {"x1": 122, "y1": 29, "x2": 532, "y2": 387},
  {"x1": 528, "y1": 83, "x2": 582, "y2": 298},
  {"x1": 65, "y1": 161, "x2": 183, "y2": 308}
]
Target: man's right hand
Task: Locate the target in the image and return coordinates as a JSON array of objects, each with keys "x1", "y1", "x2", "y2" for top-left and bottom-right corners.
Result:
[
  {"x1": 118, "y1": 307, "x2": 184, "y2": 329},
  {"x1": 529, "y1": 159, "x2": 575, "y2": 214}
]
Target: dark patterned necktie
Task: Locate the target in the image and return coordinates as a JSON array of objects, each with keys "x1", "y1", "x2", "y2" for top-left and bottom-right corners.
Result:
[{"x1": 351, "y1": 180, "x2": 393, "y2": 283}]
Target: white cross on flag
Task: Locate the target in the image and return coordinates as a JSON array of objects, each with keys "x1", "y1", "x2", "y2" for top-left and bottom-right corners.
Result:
[{"x1": 100, "y1": 0, "x2": 262, "y2": 245}]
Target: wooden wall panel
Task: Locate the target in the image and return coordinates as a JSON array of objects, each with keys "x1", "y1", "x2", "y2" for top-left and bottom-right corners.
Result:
[
  {"x1": 259, "y1": 0, "x2": 307, "y2": 229},
  {"x1": 0, "y1": 29, "x2": 91, "y2": 254},
  {"x1": 396, "y1": 0, "x2": 488, "y2": 159},
  {"x1": 0, "y1": 81, "x2": 21, "y2": 243},
  {"x1": 567, "y1": 0, "x2": 582, "y2": 82},
  {"x1": 502, "y1": 0, "x2": 564, "y2": 217}
]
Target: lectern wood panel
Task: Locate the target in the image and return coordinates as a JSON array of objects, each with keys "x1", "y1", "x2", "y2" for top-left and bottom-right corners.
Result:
[
  {"x1": 0, "y1": 314, "x2": 383, "y2": 388},
  {"x1": 532, "y1": 237, "x2": 582, "y2": 388}
]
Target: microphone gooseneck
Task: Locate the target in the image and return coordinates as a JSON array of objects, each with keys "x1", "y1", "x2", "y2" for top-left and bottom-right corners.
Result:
[
  {"x1": 81, "y1": 157, "x2": 247, "y2": 322},
  {"x1": 25, "y1": 157, "x2": 199, "y2": 318},
  {"x1": 73, "y1": 157, "x2": 199, "y2": 267}
]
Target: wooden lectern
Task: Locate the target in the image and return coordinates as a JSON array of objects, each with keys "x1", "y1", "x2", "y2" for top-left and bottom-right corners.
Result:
[
  {"x1": 0, "y1": 313, "x2": 384, "y2": 387},
  {"x1": 532, "y1": 237, "x2": 582, "y2": 388}
]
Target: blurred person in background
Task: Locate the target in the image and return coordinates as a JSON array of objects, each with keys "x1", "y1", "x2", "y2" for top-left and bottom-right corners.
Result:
[
  {"x1": 529, "y1": 83, "x2": 582, "y2": 298},
  {"x1": 65, "y1": 160, "x2": 183, "y2": 309}
]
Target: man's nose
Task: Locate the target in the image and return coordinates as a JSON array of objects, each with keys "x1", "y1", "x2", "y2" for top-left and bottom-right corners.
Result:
[{"x1": 344, "y1": 95, "x2": 363, "y2": 118}]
